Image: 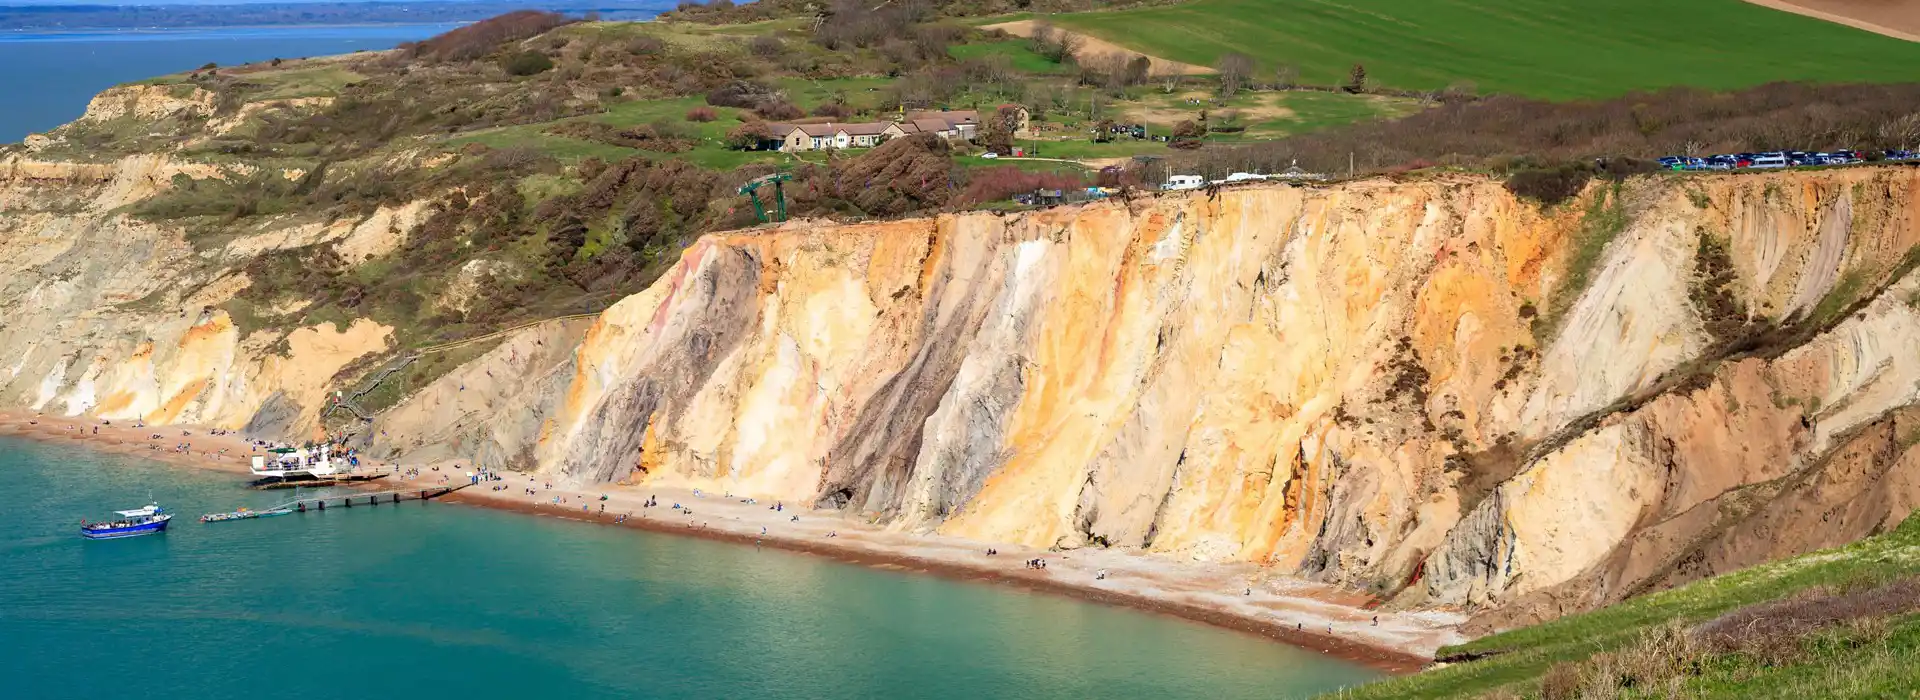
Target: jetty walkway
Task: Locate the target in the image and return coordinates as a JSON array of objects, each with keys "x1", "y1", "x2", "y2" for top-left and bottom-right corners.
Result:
[{"x1": 200, "y1": 483, "x2": 471, "y2": 522}]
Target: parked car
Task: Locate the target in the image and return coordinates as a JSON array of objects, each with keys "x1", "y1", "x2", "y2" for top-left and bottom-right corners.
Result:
[
  {"x1": 1887, "y1": 150, "x2": 1918, "y2": 162},
  {"x1": 1708, "y1": 156, "x2": 1736, "y2": 170},
  {"x1": 1751, "y1": 153, "x2": 1789, "y2": 168},
  {"x1": 980, "y1": 152, "x2": 999, "y2": 159},
  {"x1": 1831, "y1": 150, "x2": 1861, "y2": 164},
  {"x1": 1658, "y1": 156, "x2": 1686, "y2": 171}
]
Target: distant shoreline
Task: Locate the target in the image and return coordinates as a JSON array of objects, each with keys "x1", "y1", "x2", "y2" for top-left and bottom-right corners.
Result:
[
  {"x1": 0, "y1": 1, "x2": 665, "y2": 34},
  {"x1": 0, "y1": 22, "x2": 466, "y2": 39},
  {"x1": 0, "y1": 410, "x2": 1457, "y2": 673}
]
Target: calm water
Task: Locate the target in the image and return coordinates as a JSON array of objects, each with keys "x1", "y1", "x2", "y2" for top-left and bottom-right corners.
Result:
[
  {"x1": 0, "y1": 436, "x2": 1379, "y2": 699},
  {"x1": 0, "y1": 24, "x2": 458, "y2": 143}
]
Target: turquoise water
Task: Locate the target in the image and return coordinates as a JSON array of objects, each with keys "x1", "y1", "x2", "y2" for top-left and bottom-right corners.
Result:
[
  {"x1": 0, "y1": 24, "x2": 458, "y2": 143},
  {"x1": 0, "y1": 436, "x2": 1380, "y2": 699}
]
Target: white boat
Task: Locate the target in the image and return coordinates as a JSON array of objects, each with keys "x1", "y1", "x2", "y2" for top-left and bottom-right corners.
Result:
[{"x1": 250, "y1": 445, "x2": 345, "y2": 481}]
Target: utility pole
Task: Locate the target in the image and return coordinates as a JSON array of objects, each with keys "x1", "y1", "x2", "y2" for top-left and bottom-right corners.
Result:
[{"x1": 1349, "y1": 152, "x2": 1354, "y2": 179}]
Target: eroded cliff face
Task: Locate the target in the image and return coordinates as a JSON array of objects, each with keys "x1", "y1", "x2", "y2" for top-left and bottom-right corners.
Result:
[
  {"x1": 503, "y1": 167, "x2": 1920, "y2": 622},
  {"x1": 0, "y1": 152, "x2": 408, "y2": 436},
  {"x1": 9, "y1": 159, "x2": 1920, "y2": 627}
]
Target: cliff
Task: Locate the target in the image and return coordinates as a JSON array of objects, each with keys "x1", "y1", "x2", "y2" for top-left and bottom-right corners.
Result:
[{"x1": 7, "y1": 155, "x2": 1920, "y2": 629}]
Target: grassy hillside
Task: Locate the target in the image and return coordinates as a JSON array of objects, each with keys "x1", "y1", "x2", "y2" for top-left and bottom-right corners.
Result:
[
  {"x1": 1046, "y1": 0, "x2": 1920, "y2": 99},
  {"x1": 1327, "y1": 515, "x2": 1920, "y2": 699}
]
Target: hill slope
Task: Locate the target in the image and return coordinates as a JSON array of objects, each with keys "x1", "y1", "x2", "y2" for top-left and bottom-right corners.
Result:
[
  {"x1": 1334, "y1": 515, "x2": 1920, "y2": 698},
  {"x1": 1045, "y1": 0, "x2": 1920, "y2": 99}
]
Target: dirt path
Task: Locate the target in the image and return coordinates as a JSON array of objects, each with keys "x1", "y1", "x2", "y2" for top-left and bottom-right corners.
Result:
[
  {"x1": 1741, "y1": 0, "x2": 1920, "y2": 41},
  {"x1": 986, "y1": 19, "x2": 1216, "y2": 75}
]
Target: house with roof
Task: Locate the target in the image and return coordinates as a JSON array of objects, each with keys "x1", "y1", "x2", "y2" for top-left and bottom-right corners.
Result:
[
  {"x1": 771, "y1": 123, "x2": 842, "y2": 151},
  {"x1": 837, "y1": 122, "x2": 892, "y2": 148}
]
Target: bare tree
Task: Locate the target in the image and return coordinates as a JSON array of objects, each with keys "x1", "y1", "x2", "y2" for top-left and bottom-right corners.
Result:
[
  {"x1": 1029, "y1": 22, "x2": 1083, "y2": 64},
  {"x1": 1215, "y1": 52, "x2": 1253, "y2": 96},
  {"x1": 1882, "y1": 113, "x2": 1920, "y2": 150},
  {"x1": 1273, "y1": 63, "x2": 1300, "y2": 90}
]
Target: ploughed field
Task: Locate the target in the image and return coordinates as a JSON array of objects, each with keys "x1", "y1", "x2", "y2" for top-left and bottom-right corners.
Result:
[{"x1": 1044, "y1": 0, "x2": 1920, "y2": 99}]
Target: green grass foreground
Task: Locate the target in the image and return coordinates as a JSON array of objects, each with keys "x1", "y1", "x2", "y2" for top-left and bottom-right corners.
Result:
[
  {"x1": 1048, "y1": 0, "x2": 1920, "y2": 100},
  {"x1": 1325, "y1": 515, "x2": 1920, "y2": 698}
]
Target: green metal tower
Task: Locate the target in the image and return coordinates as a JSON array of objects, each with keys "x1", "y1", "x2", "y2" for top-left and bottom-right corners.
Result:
[{"x1": 738, "y1": 173, "x2": 794, "y2": 223}]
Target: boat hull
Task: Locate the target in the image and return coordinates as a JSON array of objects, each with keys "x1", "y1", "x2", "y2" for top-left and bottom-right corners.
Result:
[{"x1": 80, "y1": 516, "x2": 171, "y2": 539}]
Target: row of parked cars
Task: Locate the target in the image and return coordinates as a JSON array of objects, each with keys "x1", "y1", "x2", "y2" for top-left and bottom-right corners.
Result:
[{"x1": 1657, "y1": 150, "x2": 1920, "y2": 171}]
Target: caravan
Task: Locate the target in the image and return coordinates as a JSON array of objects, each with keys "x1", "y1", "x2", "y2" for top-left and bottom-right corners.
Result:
[{"x1": 1162, "y1": 175, "x2": 1206, "y2": 191}]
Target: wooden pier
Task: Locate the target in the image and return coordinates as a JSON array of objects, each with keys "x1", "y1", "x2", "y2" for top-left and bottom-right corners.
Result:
[{"x1": 199, "y1": 483, "x2": 471, "y2": 523}]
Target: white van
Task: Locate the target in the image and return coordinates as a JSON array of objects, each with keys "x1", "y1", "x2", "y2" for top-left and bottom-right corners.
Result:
[
  {"x1": 1163, "y1": 175, "x2": 1206, "y2": 191},
  {"x1": 1750, "y1": 153, "x2": 1788, "y2": 169}
]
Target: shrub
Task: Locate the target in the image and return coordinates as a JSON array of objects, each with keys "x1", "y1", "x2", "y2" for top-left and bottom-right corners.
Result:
[
  {"x1": 754, "y1": 100, "x2": 804, "y2": 121},
  {"x1": 811, "y1": 102, "x2": 851, "y2": 119},
  {"x1": 625, "y1": 35, "x2": 665, "y2": 56},
  {"x1": 501, "y1": 51, "x2": 554, "y2": 76},
  {"x1": 1171, "y1": 120, "x2": 1206, "y2": 139},
  {"x1": 748, "y1": 35, "x2": 785, "y2": 58},
  {"x1": 1505, "y1": 164, "x2": 1593, "y2": 206},
  {"x1": 954, "y1": 165, "x2": 1088, "y2": 206},
  {"x1": 685, "y1": 107, "x2": 718, "y2": 122},
  {"x1": 725, "y1": 121, "x2": 774, "y2": 150},
  {"x1": 706, "y1": 80, "x2": 778, "y2": 108}
]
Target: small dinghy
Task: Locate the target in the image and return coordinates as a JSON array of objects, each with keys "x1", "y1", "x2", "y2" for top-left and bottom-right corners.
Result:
[{"x1": 80, "y1": 503, "x2": 173, "y2": 540}]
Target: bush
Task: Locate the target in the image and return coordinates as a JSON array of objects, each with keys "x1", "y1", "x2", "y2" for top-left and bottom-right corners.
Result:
[
  {"x1": 685, "y1": 107, "x2": 718, "y2": 122},
  {"x1": 811, "y1": 102, "x2": 851, "y2": 119},
  {"x1": 1505, "y1": 164, "x2": 1593, "y2": 206},
  {"x1": 748, "y1": 35, "x2": 785, "y2": 58},
  {"x1": 725, "y1": 121, "x2": 775, "y2": 150},
  {"x1": 755, "y1": 100, "x2": 804, "y2": 121},
  {"x1": 501, "y1": 51, "x2": 554, "y2": 76},
  {"x1": 706, "y1": 80, "x2": 778, "y2": 108}
]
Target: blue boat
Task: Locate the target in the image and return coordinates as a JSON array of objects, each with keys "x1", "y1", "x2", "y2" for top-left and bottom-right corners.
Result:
[{"x1": 80, "y1": 503, "x2": 173, "y2": 540}]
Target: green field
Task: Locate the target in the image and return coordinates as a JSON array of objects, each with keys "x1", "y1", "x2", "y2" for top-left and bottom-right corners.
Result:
[
  {"x1": 1048, "y1": 0, "x2": 1920, "y2": 100},
  {"x1": 1330, "y1": 515, "x2": 1920, "y2": 699},
  {"x1": 949, "y1": 39, "x2": 1074, "y2": 75}
]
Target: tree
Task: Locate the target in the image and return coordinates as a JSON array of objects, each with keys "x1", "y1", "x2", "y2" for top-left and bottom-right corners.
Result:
[
  {"x1": 1029, "y1": 22, "x2": 1082, "y2": 63},
  {"x1": 725, "y1": 121, "x2": 774, "y2": 150},
  {"x1": 1125, "y1": 55, "x2": 1152, "y2": 87},
  {"x1": 1881, "y1": 113, "x2": 1920, "y2": 150},
  {"x1": 980, "y1": 111, "x2": 1016, "y2": 154},
  {"x1": 1345, "y1": 63, "x2": 1368, "y2": 93},
  {"x1": 1215, "y1": 53, "x2": 1253, "y2": 96},
  {"x1": 1273, "y1": 64, "x2": 1300, "y2": 90}
]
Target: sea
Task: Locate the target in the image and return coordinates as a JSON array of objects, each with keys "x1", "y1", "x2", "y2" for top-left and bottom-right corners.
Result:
[
  {"x1": 0, "y1": 435, "x2": 1381, "y2": 699},
  {"x1": 0, "y1": 24, "x2": 460, "y2": 143}
]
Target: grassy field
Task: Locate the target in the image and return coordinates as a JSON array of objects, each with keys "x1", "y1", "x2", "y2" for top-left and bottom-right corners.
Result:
[
  {"x1": 949, "y1": 39, "x2": 1074, "y2": 75},
  {"x1": 1329, "y1": 515, "x2": 1920, "y2": 699},
  {"x1": 1047, "y1": 0, "x2": 1920, "y2": 100}
]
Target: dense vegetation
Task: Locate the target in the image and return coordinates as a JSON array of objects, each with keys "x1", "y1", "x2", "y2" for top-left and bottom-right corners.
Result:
[
  {"x1": 1163, "y1": 82, "x2": 1920, "y2": 185},
  {"x1": 1044, "y1": 0, "x2": 1920, "y2": 99},
  {"x1": 1329, "y1": 515, "x2": 1920, "y2": 699}
]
